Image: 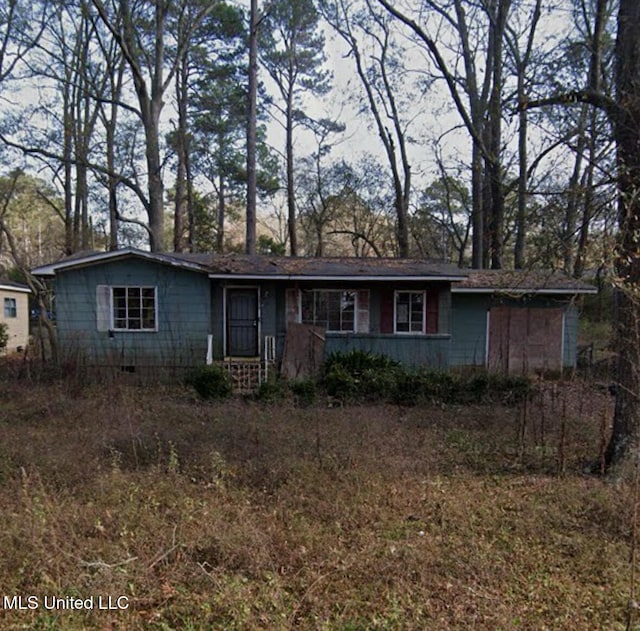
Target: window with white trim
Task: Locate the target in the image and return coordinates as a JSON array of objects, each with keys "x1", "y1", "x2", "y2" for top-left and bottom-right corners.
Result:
[
  {"x1": 394, "y1": 291, "x2": 425, "y2": 333},
  {"x1": 3, "y1": 297, "x2": 17, "y2": 318},
  {"x1": 301, "y1": 290, "x2": 356, "y2": 332},
  {"x1": 111, "y1": 287, "x2": 157, "y2": 331}
]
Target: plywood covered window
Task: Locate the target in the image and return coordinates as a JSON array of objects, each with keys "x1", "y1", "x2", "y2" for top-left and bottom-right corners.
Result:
[
  {"x1": 3, "y1": 297, "x2": 17, "y2": 318},
  {"x1": 301, "y1": 290, "x2": 356, "y2": 333}
]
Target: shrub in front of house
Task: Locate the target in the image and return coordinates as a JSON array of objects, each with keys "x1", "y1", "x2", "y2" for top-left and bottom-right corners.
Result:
[
  {"x1": 391, "y1": 369, "x2": 460, "y2": 406},
  {"x1": 289, "y1": 378, "x2": 317, "y2": 407},
  {"x1": 0, "y1": 323, "x2": 8, "y2": 352},
  {"x1": 255, "y1": 379, "x2": 287, "y2": 404},
  {"x1": 323, "y1": 364, "x2": 361, "y2": 402},
  {"x1": 323, "y1": 350, "x2": 402, "y2": 403},
  {"x1": 185, "y1": 365, "x2": 233, "y2": 400},
  {"x1": 321, "y1": 349, "x2": 531, "y2": 406},
  {"x1": 324, "y1": 349, "x2": 401, "y2": 374}
]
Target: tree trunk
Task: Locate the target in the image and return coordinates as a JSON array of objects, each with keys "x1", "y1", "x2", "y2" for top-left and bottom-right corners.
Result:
[
  {"x1": 605, "y1": 0, "x2": 640, "y2": 471},
  {"x1": 217, "y1": 171, "x2": 225, "y2": 252},
  {"x1": 174, "y1": 55, "x2": 189, "y2": 253},
  {"x1": 145, "y1": 107, "x2": 165, "y2": 253},
  {"x1": 245, "y1": 0, "x2": 258, "y2": 255},
  {"x1": 286, "y1": 86, "x2": 297, "y2": 256},
  {"x1": 514, "y1": 100, "x2": 527, "y2": 269}
]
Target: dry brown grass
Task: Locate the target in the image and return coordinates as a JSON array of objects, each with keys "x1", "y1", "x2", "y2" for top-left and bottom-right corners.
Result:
[{"x1": 0, "y1": 377, "x2": 632, "y2": 630}]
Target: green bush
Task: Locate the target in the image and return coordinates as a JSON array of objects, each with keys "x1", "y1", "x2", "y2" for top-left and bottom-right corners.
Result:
[
  {"x1": 390, "y1": 370, "x2": 459, "y2": 406},
  {"x1": 325, "y1": 349, "x2": 400, "y2": 374},
  {"x1": 324, "y1": 364, "x2": 360, "y2": 402},
  {"x1": 323, "y1": 350, "x2": 402, "y2": 403},
  {"x1": 320, "y1": 349, "x2": 531, "y2": 406},
  {"x1": 289, "y1": 378, "x2": 317, "y2": 407},
  {"x1": 255, "y1": 379, "x2": 286, "y2": 404},
  {"x1": 0, "y1": 323, "x2": 8, "y2": 351},
  {"x1": 185, "y1": 365, "x2": 233, "y2": 400}
]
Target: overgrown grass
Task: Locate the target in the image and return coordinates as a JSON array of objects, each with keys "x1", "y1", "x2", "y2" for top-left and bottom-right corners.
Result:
[{"x1": 0, "y1": 377, "x2": 632, "y2": 629}]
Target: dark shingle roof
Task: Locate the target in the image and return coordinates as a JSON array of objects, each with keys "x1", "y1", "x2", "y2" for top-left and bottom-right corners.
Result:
[
  {"x1": 32, "y1": 248, "x2": 466, "y2": 280},
  {"x1": 173, "y1": 252, "x2": 465, "y2": 279},
  {"x1": 453, "y1": 269, "x2": 596, "y2": 294},
  {"x1": 31, "y1": 248, "x2": 597, "y2": 294},
  {"x1": 0, "y1": 280, "x2": 30, "y2": 293}
]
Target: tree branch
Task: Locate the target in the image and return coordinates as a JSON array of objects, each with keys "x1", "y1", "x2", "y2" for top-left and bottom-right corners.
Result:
[{"x1": 517, "y1": 89, "x2": 620, "y2": 119}]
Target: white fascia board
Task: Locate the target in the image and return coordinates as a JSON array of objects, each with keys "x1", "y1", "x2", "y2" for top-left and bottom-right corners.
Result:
[
  {"x1": 0, "y1": 284, "x2": 31, "y2": 294},
  {"x1": 451, "y1": 287, "x2": 598, "y2": 295},
  {"x1": 208, "y1": 274, "x2": 468, "y2": 282}
]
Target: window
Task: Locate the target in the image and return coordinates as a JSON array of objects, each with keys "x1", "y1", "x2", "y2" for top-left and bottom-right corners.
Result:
[
  {"x1": 3, "y1": 297, "x2": 17, "y2": 318},
  {"x1": 301, "y1": 290, "x2": 356, "y2": 332},
  {"x1": 111, "y1": 287, "x2": 156, "y2": 331},
  {"x1": 395, "y1": 291, "x2": 425, "y2": 333}
]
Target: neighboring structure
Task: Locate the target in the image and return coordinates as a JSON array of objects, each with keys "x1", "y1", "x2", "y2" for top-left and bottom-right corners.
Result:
[
  {"x1": 451, "y1": 270, "x2": 597, "y2": 374},
  {"x1": 0, "y1": 281, "x2": 31, "y2": 355},
  {"x1": 32, "y1": 249, "x2": 596, "y2": 383}
]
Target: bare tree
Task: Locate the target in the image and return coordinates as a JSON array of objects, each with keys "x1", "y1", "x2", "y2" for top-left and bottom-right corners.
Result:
[
  {"x1": 90, "y1": 0, "x2": 216, "y2": 252},
  {"x1": 322, "y1": 0, "x2": 414, "y2": 256},
  {"x1": 522, "y1": 0, "x2": 640, "y2": 472},
  {"x1": 377, "y1": 0, "x2": 516, "y2": 268}
]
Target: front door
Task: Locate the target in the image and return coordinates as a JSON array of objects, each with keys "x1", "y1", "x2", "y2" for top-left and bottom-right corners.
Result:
[{"x1": 226, "y1": 288, "x2": 259, "y2": 357}]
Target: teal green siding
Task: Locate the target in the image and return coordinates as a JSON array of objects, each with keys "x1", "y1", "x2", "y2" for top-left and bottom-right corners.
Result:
[
  {"x1": 52, "y1": 257, "x2": 584, "y2": 375},
  {"x1": 450, "y1": 294, "x2": 490, "y2": 367},
  {"x1": 55, "y1": 259, "x2": 211, "y2": 367},
  {"x1": 325, "y1": 334, "x2": 450, "y2": 368}
]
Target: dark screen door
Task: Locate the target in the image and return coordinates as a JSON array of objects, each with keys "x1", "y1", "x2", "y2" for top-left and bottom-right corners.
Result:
[{"x1": 226, "y1": 289, "x2": 259, "y2": 357}]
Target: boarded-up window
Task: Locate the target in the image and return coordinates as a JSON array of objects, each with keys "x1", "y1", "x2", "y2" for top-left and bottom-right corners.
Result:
[{"x1": 488, "y1": 306, "x2": 563, "y2": 373}]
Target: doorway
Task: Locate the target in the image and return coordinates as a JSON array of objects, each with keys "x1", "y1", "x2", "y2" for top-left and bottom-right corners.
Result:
[{"x1": 226, "y1": 288, "x2": 259, "y2": 357}]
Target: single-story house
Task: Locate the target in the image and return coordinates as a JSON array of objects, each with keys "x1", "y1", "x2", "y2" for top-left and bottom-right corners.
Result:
[
  {"x1": 451, "y1": 269, "x2": 597, "y2": 373},
  {"x1": 0, "y1": 281, "x2": 31, "y2": 355},
  {"x1": 31, "y1": 249, "x2": 595, "y2": 383}
]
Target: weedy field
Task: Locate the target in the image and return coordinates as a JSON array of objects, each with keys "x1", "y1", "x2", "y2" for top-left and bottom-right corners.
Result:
[{"x1": 0, "y1": 376, "x2": 633, "y2": 630}]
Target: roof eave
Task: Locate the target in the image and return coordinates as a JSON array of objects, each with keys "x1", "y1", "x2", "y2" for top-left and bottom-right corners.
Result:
[
  {"x1": 452, "y1": 287, "x2": 598, "y2": 295},
  {"x1": 0, "y1": 284, "x2": 31, "y2": 294},
  {"x1": 208, "y1": 273, "x2": 468, "y2": 282},
  {"x1": 31, "y1": 247, "x2": 208, "y2": 277}
]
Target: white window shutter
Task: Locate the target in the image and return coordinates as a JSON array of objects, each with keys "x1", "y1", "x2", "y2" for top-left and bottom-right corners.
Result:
[
  {"x1": 357, "y1": 290, "x2": 370, "y2": 333},
  {"x1": 96, "y1": 285, "x2": 111, "y2": 331}
]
